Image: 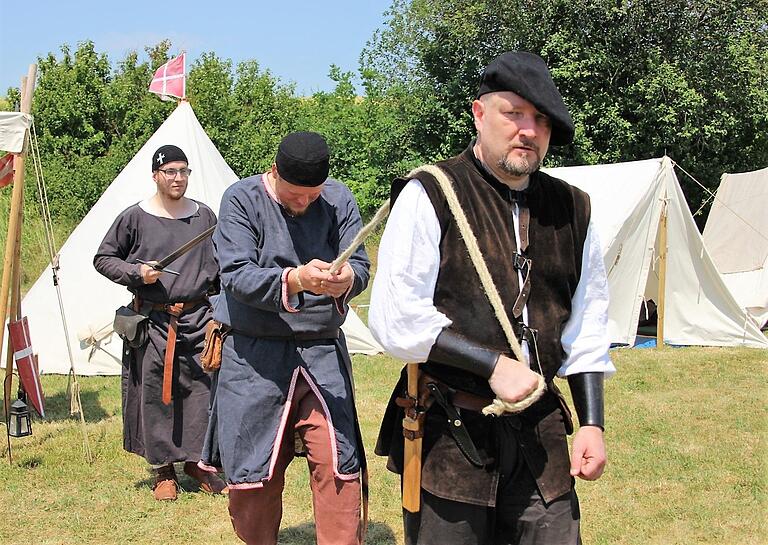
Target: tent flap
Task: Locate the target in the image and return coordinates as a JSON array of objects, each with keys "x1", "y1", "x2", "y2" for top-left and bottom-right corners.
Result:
[
  {"x1": 0, "y1": 112, "x2": 32, "y2": 153},
  {"x1": 703, "y1": 167, "x2": 768, "y2": 326},
  {"x1": 545, "y1": 157, "x2": 768, "y2": 349}
]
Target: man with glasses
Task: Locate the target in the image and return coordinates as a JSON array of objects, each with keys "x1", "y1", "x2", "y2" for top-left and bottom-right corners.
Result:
[
  {"x1": 369, "y1": 52, "x2": 616, "y2": 544},
  {"x1": 94, "y1": 144, "x2": 227, "y2": 501}
]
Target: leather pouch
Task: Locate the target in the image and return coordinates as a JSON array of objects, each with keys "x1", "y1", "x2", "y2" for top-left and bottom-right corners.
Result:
[
  {"x1": 113, "y1": 305, "x2": 149, "y2": 348},
  {"x1": 201, "y1": 320, "x2": 228, "y2": 372}
]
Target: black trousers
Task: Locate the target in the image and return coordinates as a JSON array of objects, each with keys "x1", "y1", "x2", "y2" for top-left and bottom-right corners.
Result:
[{"x1": 403, "y1": 418, "x2": 581, "y2": 545}]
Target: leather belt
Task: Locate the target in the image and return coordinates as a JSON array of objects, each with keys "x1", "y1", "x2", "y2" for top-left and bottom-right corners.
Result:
[
  {"x1": 149, "y1": 298, "x2": 208, "y2": 405},
  {"x1": 420, "y1": 373, "x2": 493, "y2": 412},
  {"x1": 149, "y1": 299, "x2": 208, "y2": 313},
  {"x1": 232, "y1": 329, "x2": 340, "y2": 342}
]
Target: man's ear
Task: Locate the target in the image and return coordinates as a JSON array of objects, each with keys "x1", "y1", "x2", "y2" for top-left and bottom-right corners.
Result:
[{"x1": 472, "y1": 99, "x2": 485, "y2": 133}]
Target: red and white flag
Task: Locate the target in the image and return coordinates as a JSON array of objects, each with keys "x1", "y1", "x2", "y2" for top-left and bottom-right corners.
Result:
[
  {"x1": 149, "y1": 52, "x2": 186, "y2": 101},
  {"x1": 0, "y1": 153, "x2": 15, "y2": 189}
]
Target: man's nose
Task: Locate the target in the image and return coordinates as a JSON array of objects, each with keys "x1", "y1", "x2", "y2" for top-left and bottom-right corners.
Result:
[{"x1": 517, "y1": 115, "x2": 539, "y2": 137}]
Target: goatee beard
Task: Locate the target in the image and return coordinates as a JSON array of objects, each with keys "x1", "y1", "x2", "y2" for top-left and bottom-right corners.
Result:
[
  {"x1": 498, "y1": 140, "x2": 541, "y2": 177},
  {"x1": 284, "y1": 205, "x2": 308, "y2": 217},
  {"x1": 498, "y1": 155, "x2": 540, "y2": 177}
]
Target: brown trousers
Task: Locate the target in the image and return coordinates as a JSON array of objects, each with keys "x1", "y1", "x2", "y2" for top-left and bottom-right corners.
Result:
[{"x1": 228, "y1": 373, "x2": 362, "y2": 545}]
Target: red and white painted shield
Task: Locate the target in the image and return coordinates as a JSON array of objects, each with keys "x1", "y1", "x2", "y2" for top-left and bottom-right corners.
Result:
[{"x1": 8, "y1": 316, "x2": 45, "y2": 418}]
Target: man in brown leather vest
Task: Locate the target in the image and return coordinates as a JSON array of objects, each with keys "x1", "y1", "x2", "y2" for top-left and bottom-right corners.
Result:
[{"x1": 369, "y1": 52, "x2": 616, "y2": 544}]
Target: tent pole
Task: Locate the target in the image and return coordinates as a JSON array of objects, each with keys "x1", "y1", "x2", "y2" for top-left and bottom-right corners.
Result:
[
  {"x1": 2, "y1": 67, "x2": 36, "y2": 424},
  {"x1": 656, "y1": 200, "x2": 668, "y2": 348}
]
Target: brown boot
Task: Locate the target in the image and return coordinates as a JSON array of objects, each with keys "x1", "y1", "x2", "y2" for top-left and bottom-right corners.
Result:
[
  {"x1": 153, "y1": 464, "x2": 178, "y2": 501},
  {"x1": 184, "y1": 461, "x2": 229, "y2": 495}
]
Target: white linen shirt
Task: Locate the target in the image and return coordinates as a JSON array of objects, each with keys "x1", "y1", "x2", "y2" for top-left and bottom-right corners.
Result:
[{"x1": 369, "y1": 179, "x2": 616, "y2": 377}]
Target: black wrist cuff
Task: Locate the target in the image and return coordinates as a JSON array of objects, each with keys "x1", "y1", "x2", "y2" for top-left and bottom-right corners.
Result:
[
  {"x1": 567, "y1": 372, "x2": 605, "y2": 430},
  {"x1": 427, "y1": 329, "x2": 500, "y2": 380}
]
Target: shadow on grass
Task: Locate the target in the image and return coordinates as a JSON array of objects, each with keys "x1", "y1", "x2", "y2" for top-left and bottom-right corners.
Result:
[
  {"x1": 132, "y1": 465, "x2": 229, "y2": 496},
  {"x1": 17, "y1": 455, "x2": 43, "y2": 468},
  {"x1": 37, "y1": 386, "x2": 111, "y2": 423},
  {"x1": 279, "y1": 520, "x2": 396, "y2": 544},
  {"x1": 133, "y1": 469, "x2": 155, "y2": 492}
]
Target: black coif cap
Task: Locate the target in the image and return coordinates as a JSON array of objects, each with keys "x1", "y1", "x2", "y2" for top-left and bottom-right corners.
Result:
[
  {"x1": 477, "y1": 51, "x2": 575, "y2": 146},
  {"x1": 152, "y1": 144, "x2": 188, "y2": 171},
  {"x1": 275, "y1": 132, "x2": 330, "y2": 187}
]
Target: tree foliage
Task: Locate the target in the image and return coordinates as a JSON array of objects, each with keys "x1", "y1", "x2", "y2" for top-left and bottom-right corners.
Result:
[
  {"x1": 3, "y1": 3, "x2": 766, "y2": 230},
  {"x1": 362, "y1": 0, "x2": 768, "y2": 215}
]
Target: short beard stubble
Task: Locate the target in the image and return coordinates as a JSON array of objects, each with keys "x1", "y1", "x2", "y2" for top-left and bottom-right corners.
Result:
[{"x1": 497, "y1": 141, "x2": 542, "y2": 178}]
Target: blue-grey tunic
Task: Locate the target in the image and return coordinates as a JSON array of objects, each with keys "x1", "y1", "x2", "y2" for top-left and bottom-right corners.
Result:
[{"x1": 202, "y1": 175, "x2": 370, "y2": 486}]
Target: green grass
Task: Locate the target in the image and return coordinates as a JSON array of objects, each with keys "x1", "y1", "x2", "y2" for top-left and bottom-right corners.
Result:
[{"x1": 0, "y1": 346, "x2": 765, "y2": 544}]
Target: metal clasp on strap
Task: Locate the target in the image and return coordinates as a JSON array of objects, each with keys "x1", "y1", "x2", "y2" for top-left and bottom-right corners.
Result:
[{"x1": 512, "y1": 252, "x2": 531, "y2": 276}]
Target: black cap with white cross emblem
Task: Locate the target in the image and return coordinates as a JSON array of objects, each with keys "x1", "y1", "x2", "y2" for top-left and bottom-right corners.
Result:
[{"x1": 152, "y1": 144, "x2": 188, "y2": 171}]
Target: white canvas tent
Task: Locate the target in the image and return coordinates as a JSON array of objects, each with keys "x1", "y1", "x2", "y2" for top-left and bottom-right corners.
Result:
[
  {"x1": 544, "y1": 157, "x2": 768, "y2": 349},
  {"x1": 702, "y1": 167, "x2": 768, "y2": 328},
  {"x1": 13, "y1": 101, "x2": 381, "y2": 375}
]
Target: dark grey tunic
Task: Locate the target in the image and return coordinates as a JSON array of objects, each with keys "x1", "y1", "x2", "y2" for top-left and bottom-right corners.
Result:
[
  {"x1": 94, "y1": 201, "x2": 218, "y2": 465},
  {"x1": 201, "y1": 175, "x2": 369, "y2": 486}
]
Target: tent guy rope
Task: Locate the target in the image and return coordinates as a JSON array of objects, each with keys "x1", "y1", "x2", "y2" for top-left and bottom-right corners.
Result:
[{"x1": 29, "y1": 121, "x2": 93, "y2": 462}]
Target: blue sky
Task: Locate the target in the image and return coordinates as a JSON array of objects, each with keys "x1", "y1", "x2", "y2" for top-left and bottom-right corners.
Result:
[{"x1": 0, "y1": 0, "x2": 393, "y2": 97}]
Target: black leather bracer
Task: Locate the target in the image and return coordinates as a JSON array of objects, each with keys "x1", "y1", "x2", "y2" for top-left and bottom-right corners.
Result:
[{"x1": 567, "y1": 372, "x2": 605, "y2": 430}]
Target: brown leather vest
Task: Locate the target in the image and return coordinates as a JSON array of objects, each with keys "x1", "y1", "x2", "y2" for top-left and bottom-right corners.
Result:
[
  {"x1": 390, "y1": 146, "x2": 592, "y2": 502},
  {"x1": 393, "y1": 146, "x2": 591, "y2": 394}
]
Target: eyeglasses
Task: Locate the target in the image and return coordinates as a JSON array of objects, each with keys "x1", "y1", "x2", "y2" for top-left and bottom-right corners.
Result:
[{"x1": 158, "y1": 168, "x2": 192, "y2": 178}]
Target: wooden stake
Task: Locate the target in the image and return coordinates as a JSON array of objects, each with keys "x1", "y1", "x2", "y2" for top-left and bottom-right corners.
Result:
[
  {"x1": 2, "y1": 65, "x2": 36, "y2": 422},
  {"x1": 656, "y1": 200, "x2": 668, "y2": 349}
]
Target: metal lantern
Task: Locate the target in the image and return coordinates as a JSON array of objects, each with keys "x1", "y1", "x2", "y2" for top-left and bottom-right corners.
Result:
[{"x1": 8, "y1": 398, "x2": 32, "y2": 438}]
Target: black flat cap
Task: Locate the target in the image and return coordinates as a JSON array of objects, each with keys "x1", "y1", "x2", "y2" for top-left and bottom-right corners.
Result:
[
  {"x1": 152, "y1": 144, "x2": 188, "y2": 171},
  {"x1": 477, "y1": 51, "x2": 575, "y2": 146},
  {"x1": 275, "y1": 131, "x2": 330, "y2": 187}
]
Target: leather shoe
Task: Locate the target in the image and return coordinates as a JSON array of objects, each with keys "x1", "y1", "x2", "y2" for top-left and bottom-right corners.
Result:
[
  {"x1": 184, "y1": 461, "x2": 229, "y2": 495},
  {"x1": 153, "y1": 464, "x2": 178, "y2": 501}
]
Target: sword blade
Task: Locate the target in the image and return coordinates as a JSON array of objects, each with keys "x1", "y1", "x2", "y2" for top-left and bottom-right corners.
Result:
[{"x1": 155, "y1": 224, "x2": 216, "y2": 269}]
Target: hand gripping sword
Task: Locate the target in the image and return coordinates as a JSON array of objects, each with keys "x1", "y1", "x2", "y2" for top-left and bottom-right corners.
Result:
[{"x1": 137, "y1": 224, "x2": 216, "y2": 276}]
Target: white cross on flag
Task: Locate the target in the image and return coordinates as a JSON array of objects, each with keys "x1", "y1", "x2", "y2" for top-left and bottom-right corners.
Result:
[{"x1": 149, "y1": 53, "x2": 186, "y2": 101}]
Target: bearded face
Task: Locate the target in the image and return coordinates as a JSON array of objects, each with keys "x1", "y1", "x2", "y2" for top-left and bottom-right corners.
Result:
[{"x1": 472, "y1": 91, "x2": 552, "y2": 187}]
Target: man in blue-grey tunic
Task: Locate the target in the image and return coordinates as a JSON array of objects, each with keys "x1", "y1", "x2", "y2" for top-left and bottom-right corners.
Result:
[{"x1": 199, "y1": 132, "x2": 370, "y2": 545}]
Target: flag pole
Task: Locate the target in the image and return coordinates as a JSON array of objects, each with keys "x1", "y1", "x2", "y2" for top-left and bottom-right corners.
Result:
[{"x1": 2, "y1": 66, "x2": 36, "y2": 426}]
